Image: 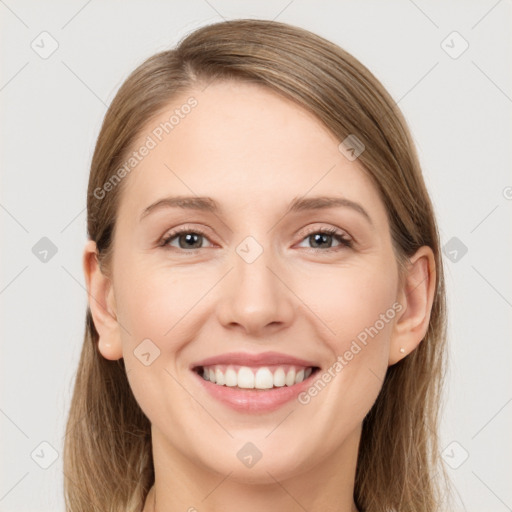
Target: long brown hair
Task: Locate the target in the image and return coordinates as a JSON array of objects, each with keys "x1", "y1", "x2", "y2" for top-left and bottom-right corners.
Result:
[{"x1": 64, "y1": 18, "x2": 452, "y2": 511}]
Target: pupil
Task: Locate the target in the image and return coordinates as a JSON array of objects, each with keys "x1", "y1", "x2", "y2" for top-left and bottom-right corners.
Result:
[
  {"x1": 180, "y1": 233, "x2": 202, "y2": 249},
  {"x1": 311, "y1": 233, "x2": 331, "y2": 248}
]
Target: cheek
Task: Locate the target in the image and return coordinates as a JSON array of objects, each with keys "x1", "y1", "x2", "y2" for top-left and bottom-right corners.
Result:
[
  {"x1": 294, "y1": 264, "x2": 397, "y2": 426},
  {"x1": 119, "y1": 280, "x2": 171, "y2": 338},
  {"x1": 115, "y1": 268, "x2": 199, "y2": 421},
  {"x1": 300, "y1": 260, "x2": 398, "y2": 346},
  {"x1": 115, "y1": 261, "x2": 209, "y2": 350}
]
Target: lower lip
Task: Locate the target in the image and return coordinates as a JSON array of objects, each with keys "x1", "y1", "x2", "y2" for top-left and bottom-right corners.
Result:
[{"x1": 192, "y1": 369, "x2": 318, "y2": 413}]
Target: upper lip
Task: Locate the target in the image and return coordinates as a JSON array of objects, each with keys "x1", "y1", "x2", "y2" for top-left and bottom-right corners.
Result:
[{"x1": 190, "y1": 351, "x2": 320, "y2": 369}]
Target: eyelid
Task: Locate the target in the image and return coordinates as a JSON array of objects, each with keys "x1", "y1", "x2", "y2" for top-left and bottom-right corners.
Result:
[{"x1": 296, "y1": 223, "x2": 352, "y2": 241}]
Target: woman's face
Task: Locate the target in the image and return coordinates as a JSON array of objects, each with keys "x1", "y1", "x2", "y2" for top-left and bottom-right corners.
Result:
[{"x1": 94, "y1": 80, "x2": 409, "y2": 482}]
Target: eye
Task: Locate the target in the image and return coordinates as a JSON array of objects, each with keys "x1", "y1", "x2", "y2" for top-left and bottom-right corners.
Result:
[
  {"x1": 160, "y1": 227, "x2": 213, "y2": 251},
  {"x1": 296, "y1": 227, "x2": 353, "y2": 251},
  {"x1": 159, "y1": 226, "x2": 353, "y2": 253}
]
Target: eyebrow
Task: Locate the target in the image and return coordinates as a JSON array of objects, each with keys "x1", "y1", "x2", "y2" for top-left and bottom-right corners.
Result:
[{"x1": 139, "y1": 195, "x2": 373, "y2": 225}]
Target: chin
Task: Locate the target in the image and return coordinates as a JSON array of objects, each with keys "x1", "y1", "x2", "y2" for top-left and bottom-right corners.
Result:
[{"x1": 198, "y1": 444, "x2": 317, "y2": 485}]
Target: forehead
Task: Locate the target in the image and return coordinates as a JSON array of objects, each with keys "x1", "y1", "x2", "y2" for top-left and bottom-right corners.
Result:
[{"x1": 116, "y1": 80, "x2": 387, "y2": 226}]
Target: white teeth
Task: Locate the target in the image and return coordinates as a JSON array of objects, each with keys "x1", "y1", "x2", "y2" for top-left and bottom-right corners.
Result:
[
  {"x1": 285, "y1": 369, "x2": 296, "y2": 386},
  {"x1": 237, "y1": 367, "x2": 255, "y2": 389},
  {"x1": 254, "y1": 367, "x2": 274, "y2": 389},
  {"x1": 215, "y1": 368, "x2": 225, "y2": 386},
  {"x1": 273, "y1": 367, "x2": 286, "y2": 387},
  {"x1": 198, "y1": 364, "x2": 314, "y2": 389},
  {"x1": 225, "y1": 367, "x2": 238, "y2": 387}
]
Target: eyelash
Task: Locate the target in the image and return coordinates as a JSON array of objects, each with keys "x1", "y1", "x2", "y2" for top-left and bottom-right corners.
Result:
[{"x1": 159, "y1": 226, "x2": 353, "y2": 254}]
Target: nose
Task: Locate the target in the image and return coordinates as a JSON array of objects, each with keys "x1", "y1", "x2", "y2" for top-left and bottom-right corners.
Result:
[{"x1": 216, "y1": 243, "x2": 296, "y2": 337}]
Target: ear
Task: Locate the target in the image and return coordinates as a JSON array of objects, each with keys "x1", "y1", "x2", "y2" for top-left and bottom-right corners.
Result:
[
  {"x1": 83, "y1": 240, "x2": 123, "y2": 360},
  {"x1": 388, "y1": 245, "x2": 436, "y2": 366}
]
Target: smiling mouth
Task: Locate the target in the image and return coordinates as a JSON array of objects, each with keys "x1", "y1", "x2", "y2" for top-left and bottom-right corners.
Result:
[{"x1": 193, "y1": 364, "x2": 320, "y2": 390}]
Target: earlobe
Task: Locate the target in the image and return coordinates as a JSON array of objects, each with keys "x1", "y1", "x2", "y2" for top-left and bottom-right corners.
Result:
[
  {"x1": 83, "y1": 240, "x2": 123, "y2": 361},
  {"x1": 388, "y1": 246, "x2": 436, "y2": 366}
]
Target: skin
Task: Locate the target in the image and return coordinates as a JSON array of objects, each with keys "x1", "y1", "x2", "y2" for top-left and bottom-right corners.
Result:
[{"x1": 83, "y1": 80, "x2": 435, "y2": 512}]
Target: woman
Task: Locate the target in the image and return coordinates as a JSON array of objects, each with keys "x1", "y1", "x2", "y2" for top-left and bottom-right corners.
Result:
[{"x1": 64, "y1": 18, "x2": 452, "y2": 512}]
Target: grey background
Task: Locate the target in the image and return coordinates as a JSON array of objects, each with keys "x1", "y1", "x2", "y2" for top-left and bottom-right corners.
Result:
[{"x1": 1, "y1": 1, "x2": 511, "y2": 510}]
